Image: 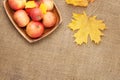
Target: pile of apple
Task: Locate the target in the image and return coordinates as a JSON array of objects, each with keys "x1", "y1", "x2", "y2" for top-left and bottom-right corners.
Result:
[{"x1": 8, "y1": 0, "x2": 57, "y2": 38}]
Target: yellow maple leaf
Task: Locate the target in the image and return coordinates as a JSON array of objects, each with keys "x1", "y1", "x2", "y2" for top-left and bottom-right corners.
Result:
[
  {"x1": 65, "y1": 0, "x2": 94, "y2": 7},
  {"x1": 39, "y1": 3, "x2": 47, "y2": 14},
  {"x1": 25, "y1": 1, "x2": 36, "y2": 8},
  {"x1": 68, "y1": 12, "x2": 106, "y2": 45}
]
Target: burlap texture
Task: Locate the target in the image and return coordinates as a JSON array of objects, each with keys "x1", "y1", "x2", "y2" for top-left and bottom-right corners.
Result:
[{"x1": 0, "y1": 0, "x2": 120, "y2": 80}]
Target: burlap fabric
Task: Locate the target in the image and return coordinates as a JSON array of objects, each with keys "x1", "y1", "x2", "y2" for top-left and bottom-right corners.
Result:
[{"x1": 0, "y1": 0, "x2": 120, "y2": 80}]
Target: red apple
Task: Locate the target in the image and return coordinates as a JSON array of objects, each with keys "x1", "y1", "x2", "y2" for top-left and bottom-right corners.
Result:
[
  {"x1": 43, "y1": 12, "x2": 57, "y2": 28},
  {"x1": 35, "y1": 0, "x2": 41, "y2": 6},
  {"x1": 26, "y1": 21, "x2": 44, "y2": 38},
  {"x1": 13, "y1": 10, "x2": 30, "y2": 27},
  {"x1": 25, "y1": 8, "x2": 32, "y2": 15},
  {"x1": 8, "y1": 0, "x2": 26, "y2": 10},
  {"x1": 41, "y1": 0, "x2": 54, "y2": 11},
  {"x1": 29, "y1": 8, "x2": 43, "y2": 21}
]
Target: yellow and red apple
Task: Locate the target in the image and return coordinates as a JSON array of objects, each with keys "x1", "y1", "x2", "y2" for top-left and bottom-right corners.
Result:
[
  {"x1": 8, "y1": 0, "x2": 26, "y2": 10},
  {"x1": 13, "y1": 10, "x2": 30, "y2": 27},
  {"x1": 26, "y1": 21, "x2": 44, "y2": 38},
  {"x1": 43, "y1": 12, "x2": 57, "y2": 28}
]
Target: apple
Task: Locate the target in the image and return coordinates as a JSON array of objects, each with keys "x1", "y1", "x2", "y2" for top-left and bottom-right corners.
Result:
[
  {"x1": 26, "y1": 21, "x2": 44, "y2": 38},
  {"x1": 29, "y1": 8, "x2": 43, "y2": 21},
  {"x1": 8, "y1": 0, "x2": 26, "y2": 10},
  {"x1": 13, "y1": 10, "x2": 30, "y2": 27},
  {"x1": 35, "y1": 0, "x2": 41, "y2": 6},
  {"x1": 25, "y1": 8, "x2": 32, "y2": 15},
  {"x1": 42, "y1": 0, "x2": 54, "y2": 11},
  {"x1": 43, "y1": 12, "x2": 57, "y2": 28}
]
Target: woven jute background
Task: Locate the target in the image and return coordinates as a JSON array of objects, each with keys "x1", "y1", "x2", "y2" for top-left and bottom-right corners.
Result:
[{"x1": 0, "y1": 0, "x2": 120, "y2": 80}]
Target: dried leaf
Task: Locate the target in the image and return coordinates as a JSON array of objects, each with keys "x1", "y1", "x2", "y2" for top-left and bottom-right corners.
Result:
[
  {"x1": 25, "y1": 1, "x2": 36, "y2": 8},
  {"x1": 65, "y1": 0, "x2": 94, "y2": 7},
  {"x1": 39, "y1": 3, "x2": 47, "y2": 14},
  {"x1": 68, "y1": 12, "x2": 106, "y2": 45}
]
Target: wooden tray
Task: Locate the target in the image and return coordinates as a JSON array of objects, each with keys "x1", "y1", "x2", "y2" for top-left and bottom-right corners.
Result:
[{"x1": 3, "y1": 0, "x2": 62, "y2": 43}]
